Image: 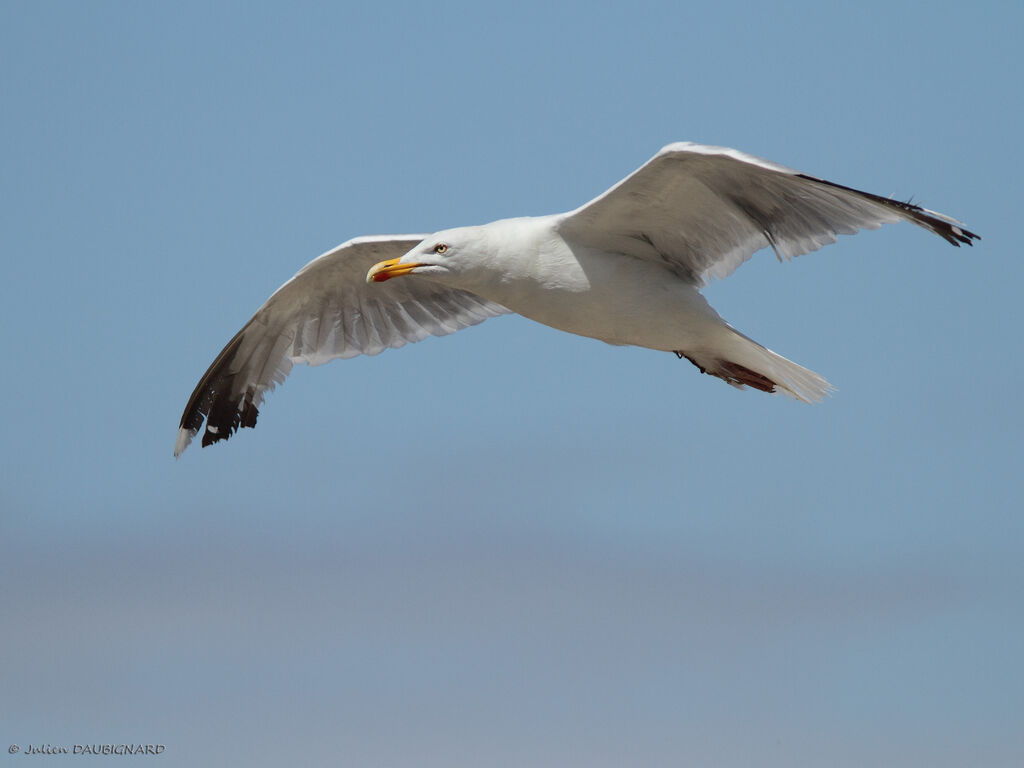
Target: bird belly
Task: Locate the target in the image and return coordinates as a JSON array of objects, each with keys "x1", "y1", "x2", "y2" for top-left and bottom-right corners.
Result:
[{"x1": 481, "y1": 249, "x2": 726, "y2": 352}]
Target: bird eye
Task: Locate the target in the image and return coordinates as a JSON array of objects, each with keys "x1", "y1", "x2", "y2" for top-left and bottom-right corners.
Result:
[{"x1": 433, "y1": 243, "x2": 448, "y2": 254}]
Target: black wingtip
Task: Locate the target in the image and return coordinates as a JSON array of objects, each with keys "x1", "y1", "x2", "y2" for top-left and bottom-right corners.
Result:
[
  {"x1": 949, "y1": 226, "x2": 981, "y2": 248},
  {"x1": 177, "y1": 324, "x2": 264, "y2": 452},
  {"x1": 795, "y1": 173, "x2": 979, "y2": 248},
  {"x1": 923, "y1": 212, "x2": 980, "y2": 248},
  {"x1": 187, "y1": 384, "x2": 260, "y2": 449}
]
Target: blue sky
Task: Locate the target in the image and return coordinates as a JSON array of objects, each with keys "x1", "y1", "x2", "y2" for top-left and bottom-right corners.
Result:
[{"x1": 2, "y1": 1, "x2": 1021, "y2": 765}]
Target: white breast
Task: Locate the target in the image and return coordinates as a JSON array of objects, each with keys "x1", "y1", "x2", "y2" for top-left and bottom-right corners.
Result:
[{"x1": 471, "y1": 225, "x2": 728, "y2": 353}]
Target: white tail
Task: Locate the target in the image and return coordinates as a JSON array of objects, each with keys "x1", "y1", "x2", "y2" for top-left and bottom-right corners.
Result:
[{"x1": 682, "y1": 327, "x2": 833, "y2": 403}]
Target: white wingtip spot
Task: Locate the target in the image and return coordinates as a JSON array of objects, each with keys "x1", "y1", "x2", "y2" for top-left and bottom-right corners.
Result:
[{"x1": 173, "y1": 428, "x2": 195, "y2": 458}]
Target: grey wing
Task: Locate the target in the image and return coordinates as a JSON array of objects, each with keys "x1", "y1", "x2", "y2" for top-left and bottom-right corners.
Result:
[
  {"x1": 175, "y1": 235, "x2": 509, "y2": 455},
  {"x1": 558, "y1": 142, "x2": 978, "y2": 286}
]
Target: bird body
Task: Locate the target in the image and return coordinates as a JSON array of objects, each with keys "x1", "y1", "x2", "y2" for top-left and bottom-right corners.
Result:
[
  {"x1": 402, "y1": 216, "x2": 729, "y2": 355},
  {"x1": 175, "y1": 143, "x2": 978, "y2": 456}
]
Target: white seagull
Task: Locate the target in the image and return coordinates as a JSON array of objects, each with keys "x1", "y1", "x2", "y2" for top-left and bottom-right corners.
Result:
[{"x1": 175, "y1": 142, "x2": 978, "y2": 456}]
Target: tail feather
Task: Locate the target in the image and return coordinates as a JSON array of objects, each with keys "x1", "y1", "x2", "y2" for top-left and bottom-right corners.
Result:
[{"x1": 679, "y1": 329, "x2": 833, "y2": 403}]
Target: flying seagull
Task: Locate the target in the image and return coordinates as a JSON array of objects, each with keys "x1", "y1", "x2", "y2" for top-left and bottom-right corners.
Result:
[{"x1": 175, "y1": 142, "x2": 978, "y2": 456}]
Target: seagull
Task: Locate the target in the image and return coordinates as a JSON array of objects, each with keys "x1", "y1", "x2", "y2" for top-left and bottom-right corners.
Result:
[{"x1": 175, "y1": 142, "x2": 978, "y2": 456}]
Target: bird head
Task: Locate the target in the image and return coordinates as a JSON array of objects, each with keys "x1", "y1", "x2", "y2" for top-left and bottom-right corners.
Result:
[{"x1": 366, "y1": 227, "x2": 480, "y2": 286}]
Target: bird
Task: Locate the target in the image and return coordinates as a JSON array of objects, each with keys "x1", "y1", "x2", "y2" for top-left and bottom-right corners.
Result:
[{"x1": 175, "y1": 142, "x2": 978, "y2": 456}]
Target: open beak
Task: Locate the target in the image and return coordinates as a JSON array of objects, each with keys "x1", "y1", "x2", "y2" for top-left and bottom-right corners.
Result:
[{"x1": 366, "y1": 257, "x2": 424, "y2": 283}]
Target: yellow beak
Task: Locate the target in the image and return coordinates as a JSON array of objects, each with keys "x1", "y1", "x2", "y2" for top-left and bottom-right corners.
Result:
[{"x1": 367, "y1": 257, "x2": 424, "y2": 283}]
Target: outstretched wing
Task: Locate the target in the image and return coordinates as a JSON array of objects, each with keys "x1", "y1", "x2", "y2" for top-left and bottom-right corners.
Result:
[
  {"x1": 175, "y1": 235, "x2": 509, "y2": 455},
  {"x1": 558, "y1": 142, "x2": 978, "y2": 286}
]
